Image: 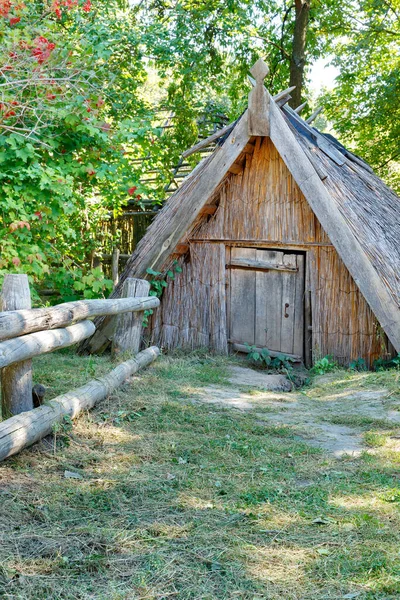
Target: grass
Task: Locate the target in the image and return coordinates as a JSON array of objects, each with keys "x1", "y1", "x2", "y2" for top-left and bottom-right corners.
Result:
[{"x1": 0, "y1": 350, "x2": 399, "y2": 599}]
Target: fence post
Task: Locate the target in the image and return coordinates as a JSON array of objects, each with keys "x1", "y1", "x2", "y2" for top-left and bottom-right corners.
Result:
[
  {"x1": 112, "y1": 278, "x2": 150, "y2": 357},
  {"x1": 111, "y1": 247, "x2": 120, "y2": 288},
  {"x1": 1, "y1": 274, "x2": 33, "y2": 417}
]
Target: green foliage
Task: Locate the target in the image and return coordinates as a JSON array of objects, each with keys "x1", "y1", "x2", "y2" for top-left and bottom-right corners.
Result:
[
  {"x1": 373, "y1": 354, "x2": 400, "y2": 371},
  {"x1": 310, "y1": 355, "x2": 338, "y2": 375},
  {"x1": 349, "y1": 357, "x2": 367, "y2": 372},
  {"x1": 143, "y1": 261, "x2": 183, "y2": 326},
  {"x1": 244, "y1": 343, "x2": 296, "y2": 372}
]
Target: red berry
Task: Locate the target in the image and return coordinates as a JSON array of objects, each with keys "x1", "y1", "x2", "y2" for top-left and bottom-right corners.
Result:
[{"x1": 128, "y1": 186, "x2": 137, "y2": 196}]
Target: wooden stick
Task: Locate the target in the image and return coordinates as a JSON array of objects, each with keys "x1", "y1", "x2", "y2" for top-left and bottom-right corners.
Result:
[
  {"x1": 0, "y1": 296, "x2": 160, "y2": 341},
  {"x1": 1, "y1": 275, "x2": 33, "y2": 417},
  {"x1": 0, "y1": 321, "x2": 96, "y2": 369},
  {"x1": 294, "y1": 101, "x2": 307, "y2": 114},
  {"x1": 0, "y1": 346, "x2": 160, "y2": 462},
  {"x1": 112, "y1": 278, "x2": 150, "y2": 357},
  {"x1": 306, "y1": 107, "x2": 323, "y2": 124},
  {"x1": 272, "y1": 86, "x2": 296, "y2": 102},
  {"x1": 182, "y1": 123, "x2": 235, "y2": 158}
]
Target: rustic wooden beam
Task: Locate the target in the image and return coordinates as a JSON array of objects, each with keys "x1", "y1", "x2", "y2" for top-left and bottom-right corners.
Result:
[
  {"x1": 269, "y1": 95, "x2": 400, "y2": 352},
  {"x1": 228, "y1": 258, "x2": 298, "y2": 272},
  {"x1": 0, "y1": 346, "x2": 160, "y2": 463},
  {"x1": 1, "y1": 275, "x2": 33, "y2": 418},
  {"x1": 272, "y1": 86, "x2": 296, "y2": 102},
  {"x1": 0, "y1": 296, "x2": 160, "y2": 341},
  {"x1": 248, "y1": 58, "x2": 270, "y2": 136},
  {"x1": 0, "y1": 321, "x2": 96, "y2": 369}
]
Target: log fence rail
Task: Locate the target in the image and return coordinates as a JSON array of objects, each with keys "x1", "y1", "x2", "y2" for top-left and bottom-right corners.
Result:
[{"x1": 0, "y1": 274, "x2": 160, "y2": 462}]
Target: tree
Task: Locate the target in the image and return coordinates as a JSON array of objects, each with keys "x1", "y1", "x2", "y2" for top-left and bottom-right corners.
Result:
[
  {"x1": 0, "y1": 0, "x2": 162, "y2": 298},
  {"x1": 321, "y1": 0, "x2": 400, "y2": 191}
]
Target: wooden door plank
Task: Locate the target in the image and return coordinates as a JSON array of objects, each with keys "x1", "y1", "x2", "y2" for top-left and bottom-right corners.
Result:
[
  {"x1": 293, "y1": 254, "x2": 305, "y2": 357},
  {"x1": 230, "y1": 248, "x2": 257, "y2": 345},
  {"x1": 255, "y1": 249, "x2": 284, "y2": 350},
  {"x1": 280, "y1": 254, "x2": 297, "y2": 354}
]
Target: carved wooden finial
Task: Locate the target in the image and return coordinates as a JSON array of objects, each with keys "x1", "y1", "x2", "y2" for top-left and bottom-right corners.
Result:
[
  {"x1": 250, "y1": 58, "x2": 269, "y2": 84},
  {"x1": 248, "y1": 58, "x2": 270, "y2": 137}
]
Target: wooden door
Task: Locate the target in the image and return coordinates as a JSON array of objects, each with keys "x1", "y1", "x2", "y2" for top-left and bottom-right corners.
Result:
[{"x1": 228, "y1": 248, "x2": 305, "y2": 357}]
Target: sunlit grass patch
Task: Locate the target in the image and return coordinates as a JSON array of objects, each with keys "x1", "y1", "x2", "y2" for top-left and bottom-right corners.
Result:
[{"x1": 0, "y1": 351, "x2": 400, "y2": 599}]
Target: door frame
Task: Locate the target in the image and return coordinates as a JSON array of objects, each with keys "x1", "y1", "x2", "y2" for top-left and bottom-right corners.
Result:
[{"x1": 225, "y1": 244, "x2": 310, "y2": 365}]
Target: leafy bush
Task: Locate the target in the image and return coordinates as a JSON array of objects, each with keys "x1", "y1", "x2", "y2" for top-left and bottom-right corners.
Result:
[
  {"x1": 310, "y1": 355, "x2": 338, "y2": 375},
  {"x1": 373, "y1": 354, "x2": 400, "y2": 371},
  {"x1": 349, "y1": 357, "x2": 367, "y2": 372},
  {"x1": 244, "y1": 343, "x2": 296, "y2": 372}
]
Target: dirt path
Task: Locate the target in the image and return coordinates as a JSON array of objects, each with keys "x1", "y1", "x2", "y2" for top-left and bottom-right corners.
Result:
[{"x1": 193, "y1": 366, "x2": 400, "y2": 457}]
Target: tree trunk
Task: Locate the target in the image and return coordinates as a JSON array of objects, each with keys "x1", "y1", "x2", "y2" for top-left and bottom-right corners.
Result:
[{"x1": 289, "y1": 0, "x2": 310, "y2": 108}]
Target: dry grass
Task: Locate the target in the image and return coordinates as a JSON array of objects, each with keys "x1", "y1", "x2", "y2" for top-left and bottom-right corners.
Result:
[{"x1": 0, "y1": 350, "x2": 399, "y2": 599}]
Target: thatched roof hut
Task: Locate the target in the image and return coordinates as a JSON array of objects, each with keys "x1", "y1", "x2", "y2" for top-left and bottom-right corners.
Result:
[{"x1": 86, "y1": 59, "x2": 400, "y2": 367}]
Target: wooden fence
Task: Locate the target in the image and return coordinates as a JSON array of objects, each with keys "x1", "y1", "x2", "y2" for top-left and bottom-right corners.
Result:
[{"x1": 0, "y1": 274, "x2": 160, "y2": 462}]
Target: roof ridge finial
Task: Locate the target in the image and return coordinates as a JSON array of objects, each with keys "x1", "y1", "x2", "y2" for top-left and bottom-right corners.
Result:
[{"x1": 248, "y1": 58, "x2": 270, "y2": 137}]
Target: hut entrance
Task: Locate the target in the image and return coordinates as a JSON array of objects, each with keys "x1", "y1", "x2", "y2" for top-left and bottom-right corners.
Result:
[{"x1": 228, "y1": 248, "x2": 305, "y2": 359}]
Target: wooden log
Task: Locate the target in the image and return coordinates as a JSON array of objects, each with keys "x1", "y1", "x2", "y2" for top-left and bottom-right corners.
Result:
[
  {"x1": 111, "y1": 247, "x2": 120, "y2": 288},
  {"x1": 112, "y1": 278, "x2": 150, "y2": 357},
  {"x1": 231, "y1": 342, "x2": 302, "y2": 362},
  {"x1": 0, "y1": 296, "x2": 160, "y2": 341},
  {"x1": 0, "y1": 321, "x2": 96, "y2": 369},
  {"x1": 1, "y1": 275, "x2": 33, "y2": 418},
  {"x1": 0, "y1": 346, "x2": 160, "y2": 462}
]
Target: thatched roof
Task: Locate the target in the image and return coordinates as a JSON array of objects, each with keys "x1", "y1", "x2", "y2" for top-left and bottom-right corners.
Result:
[
  {"x1": 283, "y1": 106, "x2": 400, "y2": 312},
  {"x1": 105, "y1": 62, "x2": 400, "y2": 355}
]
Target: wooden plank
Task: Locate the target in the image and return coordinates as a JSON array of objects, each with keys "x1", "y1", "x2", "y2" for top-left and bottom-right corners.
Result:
[
  {"x1": 229, "y1": 248, "x2": 256, "y2": 345},
  {"x1": 232, "y1": 342, "x2": 301, "y2": 362},
  {"x1": 293, "y1": 254, "x2": 305, "y2": 357},
  {"x1": 304, "y1": 252, "x2": 313, "y2": 368},
  {"x1": 112, "y1": 278, "x2": 150, "y2": 357},
  {"x1": 229, "y1": 257, "x2": 298, "y2": 272},
  {"x1": 270, "y1": 95, "x2": 400, "y2": 352},
  {"x1": 0, "y1": 296, "x2": 160, "y2": 341},
  {"x1": 0, "y1": 321, "x2": 96, "y2": 369},
  {"x1": 0, "y1": 347, "x2": 160, "y2": 463},
  {"x1": 1, "y1": 274, "x2": 33, "y2": 418},
  {"x1": 255, "y1": 250, "x2": 284, "y2": 351},
  {"x1": 280, "y1": 254, "x2": 297, "y2": 354}
]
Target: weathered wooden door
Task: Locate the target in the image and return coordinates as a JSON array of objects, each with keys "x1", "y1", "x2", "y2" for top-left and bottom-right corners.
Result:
[{"x1": 228, "y1": 248, "x2": 305, "y2": 357}]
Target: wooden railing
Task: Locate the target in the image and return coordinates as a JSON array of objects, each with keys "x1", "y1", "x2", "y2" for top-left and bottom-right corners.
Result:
[{"x1": 0, "y1": 274, "x2": 160, "y2": 462}]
